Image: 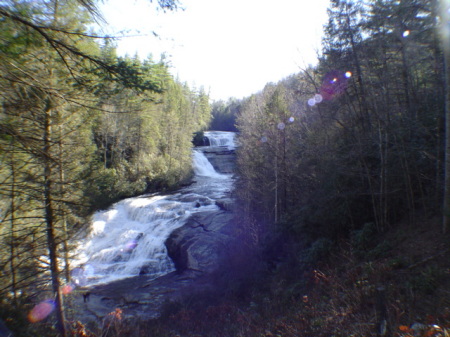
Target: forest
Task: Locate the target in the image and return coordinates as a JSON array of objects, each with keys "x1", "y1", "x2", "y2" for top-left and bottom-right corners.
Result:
[{"x1": 1, "y1": 0, "x2": 449, "y2": 336}]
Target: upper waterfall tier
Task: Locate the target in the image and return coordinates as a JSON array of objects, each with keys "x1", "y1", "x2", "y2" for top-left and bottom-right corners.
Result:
[{"x1": 203, "y1": 131, "x2": 236, "y2": 150}]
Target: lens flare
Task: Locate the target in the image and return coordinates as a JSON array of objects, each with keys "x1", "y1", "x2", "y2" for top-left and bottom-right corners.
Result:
[
  {"x1": 320, "y1": 70, "x2": 350, "y2": 100},
  {"x1": 308, "y1": 98, "x2": 316, "y2": 107},
  {"x1": 71, "y1": 267, "x2": 87, "y2": 286},
  {"x1": 314, "y1": 94, "x2": 323, "y2": 103},
  {"x1": 288, "y1": 116, "x2": 295, "y2": 123},
  {"x1": 277, "y1": 122, "x2": 285, "y2": 130},
  {"x1": 62, "y1": 283, "x2": 75, "y2": 295},
  {"x1": 403, "y1": 30, "x2": 410, "y2": 37},
  {"x1": 345, "y1": 71, "x2": 352, "y2": 78},
  {"x1": 260, "y1": 136, "x2": 267, "y2": 143},
  {"x1": 28, "y1": 300, "x2": 55, "y2": 323},
  {"x1": 124, "y1": 239, "x2": 138, "y2": 252}
]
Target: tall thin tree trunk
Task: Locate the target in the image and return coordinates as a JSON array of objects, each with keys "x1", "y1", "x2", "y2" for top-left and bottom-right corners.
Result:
[
  {"x1": 58, "y1": 123, "x2": 70, "y2": 283},
  {"x1": 399, "y1": 136, "x2": 416, "y2": 226},
  {"x1": 9, "y1": 141, "x2": 18, "y2": 305},
  {"x1": 432, "y1": 0, "x2": 444, "y2": 208},
  {"x1": 399, "y1": 6, "x2": 415, "y2": 120},
  {"x1": 345, "y1": 10, "x2": 371, "y2": 131},
  {"x1": 378, "y1": 121, "x2": 388, "y2": 231},
  {"x1": 44, "y1": 106, "x2": 66, "y2": 337},
  {"x1": 441, "y1": 0, "x2": 450, "y2": 234},
  {"x1": 274, "y1": 152, "x2": 279, "y2": 224},
  {"x1": 104, "y1": 136, "x2": 108, "y2": 169},
  {"x1": 281, "y1": 126, "x2": 287, "y2": 217}
]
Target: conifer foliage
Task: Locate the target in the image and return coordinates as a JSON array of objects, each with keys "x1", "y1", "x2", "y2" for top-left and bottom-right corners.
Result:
[
  {"x1": 0, "y1": 1, "x2": 209, "y2": 335},
  {"x1": 236, "y1": 0, "x2": 445, "y2": 242}
]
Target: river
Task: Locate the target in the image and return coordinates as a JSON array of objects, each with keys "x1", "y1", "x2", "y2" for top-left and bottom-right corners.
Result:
[{"x1": 72, "y1": 131, "x2": 236, "y2": 287}]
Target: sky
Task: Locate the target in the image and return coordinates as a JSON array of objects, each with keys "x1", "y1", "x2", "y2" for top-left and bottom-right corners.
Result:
[{"x1": 97, "y1": 0, "x2": 330, "y2": 101}]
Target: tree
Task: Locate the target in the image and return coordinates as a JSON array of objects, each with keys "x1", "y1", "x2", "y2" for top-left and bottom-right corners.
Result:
[
  {"x1": 0, "y1": 1, "x2": 173, "y2": 335},
  {"x1": 1, "y1": 1, "x2": 201, "y2": 335},
  {"x1": 235, "y1": 0, "x2": 445, "y2": 247},
  {"x1": 441, "y1": 0, "x2": 450, "y2": 233},
  {"x1": 210, "y1": 98, "x2": 240, "y2": 131}
]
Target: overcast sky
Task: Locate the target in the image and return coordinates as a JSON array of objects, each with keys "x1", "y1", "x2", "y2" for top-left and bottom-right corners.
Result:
[{"x1": 98, "y1": 0, "x2": 330, "y2": 101}]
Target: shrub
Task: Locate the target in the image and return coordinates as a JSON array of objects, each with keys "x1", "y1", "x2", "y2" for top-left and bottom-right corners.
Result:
[
  {"x1": 192, "y1": 131, "x2": 205, "y2": 146},
  {"x1": 304, "y1": 238, "x2": 334, "y2": 265},
  {"x1": 351, "y1": 222, "x2": 377, "y2": 255}
]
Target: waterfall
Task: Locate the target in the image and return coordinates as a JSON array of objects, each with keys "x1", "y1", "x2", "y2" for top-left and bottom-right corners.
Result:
[
  {"x1": 203, "y1": 131, "x2": 236, "y2": 150},
  {"x1": 73, "y1": 131, "x2": 234, "y2": 286},
  {"x1": 192, "y1": 150, "x2": 226, "y2": 179}
]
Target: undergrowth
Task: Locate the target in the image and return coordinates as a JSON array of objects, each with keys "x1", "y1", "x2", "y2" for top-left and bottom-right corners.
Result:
[
  {"x1": 3, "y1": 218, "x2": 449, "y2": 336},
  {"x1": 136, "y1": 218, "x2": 449, "y2": 337}
]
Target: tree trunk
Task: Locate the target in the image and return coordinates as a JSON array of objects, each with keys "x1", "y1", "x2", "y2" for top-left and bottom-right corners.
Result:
[
  {"x1": 400, "y1": 29, "x2": 415, "y2": 119},
  {"x1": 376, "y1": 286, "x2": 388, "y2": 336},
  {"x1": 346, "y1": 11, "x2": 371, "y2": 131},
  {"x1": 9, "y1": 141, "x2": 18, "y2": 305},
  {"x1": 441, "y1": 0, "x2": 450, "y2": 234},
  {"x1": 43, "y1": 106, "x2": 67, "y2": 337},
  {"x1": 58, "y1": 123, "x2": 71, "y2": 283},
  {"x1": 432, "y1": 0, "x2": 444, "y2": 208}
]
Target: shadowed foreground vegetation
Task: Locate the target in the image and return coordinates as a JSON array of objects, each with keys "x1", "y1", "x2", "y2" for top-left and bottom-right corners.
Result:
[
  {"x1": 122, "y1": 218, "x2": 449, "y2": 337},
  {"x1": 34, "y1": 217, "x2": 445, "y2": 337}
]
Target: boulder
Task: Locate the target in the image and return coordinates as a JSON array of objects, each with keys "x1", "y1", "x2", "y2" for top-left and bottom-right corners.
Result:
[
  {"x1": 165, "y1": 211, "x2": 235, "y2": 273},
  {"x1": 216, "y1": 199, "x2": 234, "y2": 211}
]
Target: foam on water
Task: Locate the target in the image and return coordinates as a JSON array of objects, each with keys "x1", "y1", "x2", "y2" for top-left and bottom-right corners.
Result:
[{"x1": 204, "y1": 131, "x2": 236, "y2": 150}]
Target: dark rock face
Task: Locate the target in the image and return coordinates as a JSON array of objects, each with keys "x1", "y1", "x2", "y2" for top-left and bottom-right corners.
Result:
[
  {"x1": 165, "y1": 146, "x2": 237, "y2": 274},
  {"x1": 73, "y1": 209, "x2": 237, "y2": 323},
  {"x1": 165, "y1": 211, "x2": 235, "y2": 273},
  {"x1": 202, "y1": 147, "x2": 236, "y2": 174},
  {"x1": 160, "y1": 145, "x2": 238, "y2": 316}
]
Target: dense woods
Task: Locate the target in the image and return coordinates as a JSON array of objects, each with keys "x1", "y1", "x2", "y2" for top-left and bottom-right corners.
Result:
[
  {"x1": 0, "y1": 0, "x2": 209, "y2": 335},
  {"x1": 236, "y1": 0, "x2": 445, "y2": 243},
  {"x1": 0, "y1": 0, "x2": 449, "y2": 336}
]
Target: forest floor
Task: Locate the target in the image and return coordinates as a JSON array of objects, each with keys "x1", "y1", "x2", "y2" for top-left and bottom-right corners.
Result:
[{"x1": 125, "y1": 216, "x2": 449, "y2": 337}]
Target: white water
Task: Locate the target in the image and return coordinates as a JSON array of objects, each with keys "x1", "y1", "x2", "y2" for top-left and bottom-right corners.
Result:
[
  {"x1": 72, "y1": 131, "x2": 234, "y2": 286},
  {"x1": 204, "y1": 131, "x2": 236, "y2": 149},
  {"x1": 192, "y1": 151, "x2": 227, "y2": 179}
]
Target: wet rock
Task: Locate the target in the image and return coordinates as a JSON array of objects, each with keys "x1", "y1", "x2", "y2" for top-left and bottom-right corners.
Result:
[
  {"x1": 71, "y1": 271, "x2": 216, "y2": 322},
  {"x1": 165, "y1": 211, "x2": 235, "y2": 273},
  {"x1": 216, "y1": 199, "x2": 234, "y2": 211},
  {"x1": 202, "y1": 147, "x2": 236, "y2": 174}
]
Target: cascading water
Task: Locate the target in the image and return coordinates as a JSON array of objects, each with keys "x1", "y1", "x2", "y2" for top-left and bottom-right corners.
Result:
[
  {"x1": 192, "y1": 151, "x2": 225, "y2": 179},
  {"x1": 73, "y1": 131, "x2": 235, "y2": 286},
  {"x1": 203, "y1": 130, "x2": 236, "y2": 149}
]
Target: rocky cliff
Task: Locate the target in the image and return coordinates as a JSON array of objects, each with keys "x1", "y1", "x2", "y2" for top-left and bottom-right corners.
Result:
[{"x1": 202, "y1": 146, "x2": 236, "y2": 174}]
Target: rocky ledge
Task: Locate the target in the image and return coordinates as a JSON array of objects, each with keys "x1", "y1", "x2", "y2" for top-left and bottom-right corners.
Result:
[
  {"x1": 165, "y1": 210, "x2": 235, "y2": 273},
  {"x1": 200, "y1": 146, "x2": 236, "y2": 174}
]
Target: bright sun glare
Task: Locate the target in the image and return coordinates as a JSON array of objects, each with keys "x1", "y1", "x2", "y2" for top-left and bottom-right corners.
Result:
[{"x1": 97, "y1": 0, "x2": 330, "y2": 101}]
